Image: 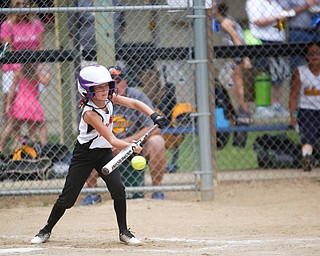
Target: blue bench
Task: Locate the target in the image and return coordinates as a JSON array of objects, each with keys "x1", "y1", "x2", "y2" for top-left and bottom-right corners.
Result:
[{"x1": 161, "y1": 125, "x2": 291, "y2": 135}]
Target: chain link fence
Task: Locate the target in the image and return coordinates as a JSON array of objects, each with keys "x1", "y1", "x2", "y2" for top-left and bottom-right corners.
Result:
[
  {"x1": 0, "y1": 0, "x2": 320, "y2": 199},
  {"x1": 208, "y1": 0, "x2": 320, "y2": 182}
]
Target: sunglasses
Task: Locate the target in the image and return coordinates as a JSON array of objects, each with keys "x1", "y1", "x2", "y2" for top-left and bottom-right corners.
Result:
[{"x1": 14, "y1": 2, "x2": 30, "y2": 7}]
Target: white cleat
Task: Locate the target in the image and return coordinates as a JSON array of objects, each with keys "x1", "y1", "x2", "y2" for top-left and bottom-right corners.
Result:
[
  {"x1": 119, "y1": 230, "x2": 142, "y2": 245},
  {"x1": 30, "y1": 229, "x2": 51, "y2": 244}
]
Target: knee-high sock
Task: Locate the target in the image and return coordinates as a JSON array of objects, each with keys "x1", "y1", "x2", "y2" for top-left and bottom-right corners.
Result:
[
  {"x1": 114, "y1": 199, "x2": 127, "y2": 233},
  {"x1": 43, "y1": 204, "x2": 66, "y2": 233}
]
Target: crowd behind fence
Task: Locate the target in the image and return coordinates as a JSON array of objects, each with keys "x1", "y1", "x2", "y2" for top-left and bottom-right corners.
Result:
[{"x1": 0, "y1": 0, "x2": 319, "y2": 200}]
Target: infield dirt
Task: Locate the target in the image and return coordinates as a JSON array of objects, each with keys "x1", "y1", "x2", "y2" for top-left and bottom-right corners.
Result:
[{"x1": 1, "y1": 178, "x2": 319, "y2": 255}]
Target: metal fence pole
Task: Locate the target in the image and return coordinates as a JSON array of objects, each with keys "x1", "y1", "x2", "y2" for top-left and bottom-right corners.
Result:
[
  {"x1": 95, "y1": 0, "x2": 115, "y2": 67},
  {"x1": 193, "y1": 0, "x2": 214, "y2": 201},
  {"x1": 54, "y1": 0, "x2": 75, "y2": 147}
]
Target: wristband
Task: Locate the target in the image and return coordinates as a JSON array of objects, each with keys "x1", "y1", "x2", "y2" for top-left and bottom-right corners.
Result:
[{"x1": 293, "y1": 111, "x2": 299, "y2": 118}]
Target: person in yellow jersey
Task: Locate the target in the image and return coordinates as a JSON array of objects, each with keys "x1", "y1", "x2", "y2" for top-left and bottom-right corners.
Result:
[{"x1": 289, "y1": 42, "x2": 320, "y2": 172}]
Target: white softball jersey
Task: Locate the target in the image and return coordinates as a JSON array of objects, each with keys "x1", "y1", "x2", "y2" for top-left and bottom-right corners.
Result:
[
  {"x1": 77, "y1": 99, "x2": 114, "y2": 149},
  {"x1": 298, "y1": 65, "x2": 320, "y2": 110}
]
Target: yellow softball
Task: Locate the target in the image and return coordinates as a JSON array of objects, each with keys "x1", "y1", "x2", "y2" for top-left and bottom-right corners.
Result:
[{"x1": 131, "y1": 155, "x2": 147, "y2": 171}]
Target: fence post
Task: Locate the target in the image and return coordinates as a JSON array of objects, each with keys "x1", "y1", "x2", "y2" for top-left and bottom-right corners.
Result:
[
  {"x1": 54, "y1": 0, "x2": 75, "y2": 148},
  {"x1": 94, "y1": 0, "x2": 115, "y2": 67},
  {"x1": 193, "y1": 0, "x2": 214, "y2": 201}
]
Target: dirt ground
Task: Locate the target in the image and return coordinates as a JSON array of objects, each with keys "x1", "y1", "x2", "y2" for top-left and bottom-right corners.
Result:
[{"x1": 0, "y1": 178, "x2": 319, "y2": 256}]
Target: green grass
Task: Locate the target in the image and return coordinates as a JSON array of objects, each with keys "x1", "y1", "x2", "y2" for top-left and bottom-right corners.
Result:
[
  {"x1": 168, "y1": 130, "x2": 301, "y2": 172},
  {"x1": 165, "y1": 135, "x2": 200, "y2": 172},
  {"x1": 217, "y1": 130, "x2": 300, "y2": 171}
]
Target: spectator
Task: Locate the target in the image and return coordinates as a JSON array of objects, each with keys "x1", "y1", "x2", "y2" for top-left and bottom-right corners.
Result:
[
  {"x1": 246, "y1": 0, "x2": 291, "y2": 118},
  {"x1": 0, "y1": 0, "x2": 45, "y2": 109},
  {"x1": 81, "y1": 66, "x2": 167, "y2": 205},
  {"x1": 289, "y1": 41, "x2": 320, "y2": 172},
  {"x1": 0, "y1": 63, "x2": 51, "y2": 153},
  {"x1": 212, "y1": 1, "x2": 253, "y2": 124},
  {"x1": 0, "y1": 0, "x2": 45, "y2": 147},
  {"x1": 279, "y1": 0, "x2": 320, "y2": 68},
  {"x1": 111, "y1": 66, "x2": 167, "y2": 198}
]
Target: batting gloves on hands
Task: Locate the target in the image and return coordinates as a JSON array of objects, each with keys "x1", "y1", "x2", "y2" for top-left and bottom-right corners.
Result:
[{"x1": 151, "y1": 112, "x2": 167, "y2": 129}]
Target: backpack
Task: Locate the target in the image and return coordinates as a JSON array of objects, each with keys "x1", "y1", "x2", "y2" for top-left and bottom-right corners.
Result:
[
  {"x1": 156, "y1": 77, "x2": 196, "y2": 172},
  {"x1": 156, "y1": 81, "x2": 195, "y2": 127},
  {"x1": 40, "y1": 143, "x2": 70, "y2": 163},
  {"x1": 253, "y1": 133, "x2": 302, "y2": 169},
  {"x1": 157, "y1": 82, "x2": 177, "y2": 125},
  {"x1": 215, "y1": 80, "x2": 237, "y2": 150},
  {"x1": 157, "y1": 79, "x2": 238, "y2": 151},
  {"x1": 12, "y1": 137, "x2": 41, "y2": 160},
  {"x1": 41, "y1": 143, "x2": 72, "y2": 179},
  {"x1": 0, "y1": 136, "x2": 52, "y2": 181}
]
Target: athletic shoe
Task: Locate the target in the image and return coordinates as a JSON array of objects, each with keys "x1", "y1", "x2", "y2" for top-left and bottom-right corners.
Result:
[
  {"x1": 151, "y1": 192, "x2": 165, "y2": 200},
  {"x1": 119, "y1": 229, "x2": 142, "y2": 245},
  {"x1": 237, "y1": 106, "x2": 252, "y2": 124},
  {"x1": 167, "y1": 163, "x2": 179, "y2": 173},
  {"x1": 303, "y1": 155, "x2": 312, "y2": 172},
  {"x1": 81, "y1": 193, "x2": 102, "y2": 206},
  {"x1": 30, "y1": 229, "x2": 51, "y2": 244},
  {"x1": 255, "y1": 106, "x2": 275, "y2": 118}
]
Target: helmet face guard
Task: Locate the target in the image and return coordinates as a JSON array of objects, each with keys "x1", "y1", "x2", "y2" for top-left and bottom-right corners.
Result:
[{"x1": 108, "y1": 82, "x2": 118, "y2": 100}]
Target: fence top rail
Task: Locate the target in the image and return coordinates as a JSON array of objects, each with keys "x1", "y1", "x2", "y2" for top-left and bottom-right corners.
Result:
[
  {"x1": 0, "y1": 5, "x2": 190, "y2": 14},
  {"x1": 1, "y1": 42, "x2": 313, "y2": 64}
]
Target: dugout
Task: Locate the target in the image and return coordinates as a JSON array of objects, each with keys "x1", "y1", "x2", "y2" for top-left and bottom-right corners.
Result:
[
  {"x1": 0, "y1": 42, "x2": 310, "y2": 153},
  {"x1": 0, "y1": 2, "x2": 313, "y2": 187}
]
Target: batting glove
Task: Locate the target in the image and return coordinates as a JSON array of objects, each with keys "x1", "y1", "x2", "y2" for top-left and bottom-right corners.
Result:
[{"x1": 151, "y1": 112, "x2": 167, "y2": 129}]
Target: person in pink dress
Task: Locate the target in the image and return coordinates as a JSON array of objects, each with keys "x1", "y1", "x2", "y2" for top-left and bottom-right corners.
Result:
[
  {"x1": 0, "y1": 63, "x2": 51, "y2": 152},
  {"x1": 1, "y1": 0, "x2": 45, "y2": 100},
  {"x1": 0, "y1": 0, "x2": 45, "y2": 95},
  {"x1": 0, "y1": 0, "x2": 45, "y2": 152}
]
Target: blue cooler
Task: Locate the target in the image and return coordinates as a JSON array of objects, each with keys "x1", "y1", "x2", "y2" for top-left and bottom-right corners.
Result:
[{"x1": 215, "y1": 108, "x2": 230, "y2": 128}]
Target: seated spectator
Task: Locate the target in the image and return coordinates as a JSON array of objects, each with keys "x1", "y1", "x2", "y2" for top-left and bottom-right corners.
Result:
[
  {"x1": 212, "y1": 1, "x2": 253, "y2": 124},
  {"x1": 279, "y1": 0, "x2": 320, "y2": 68},
  {"x1": 246, "y1": 0, "x2": 291, "y2": 118},
  {"x1": 289, "y1": 41, "x2": 320, "y2": 172}
]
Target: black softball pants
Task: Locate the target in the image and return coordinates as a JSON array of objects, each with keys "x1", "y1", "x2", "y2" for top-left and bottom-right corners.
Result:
[{"x1": 43, "y1": 141, "x2": 127, "y2": 233}]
